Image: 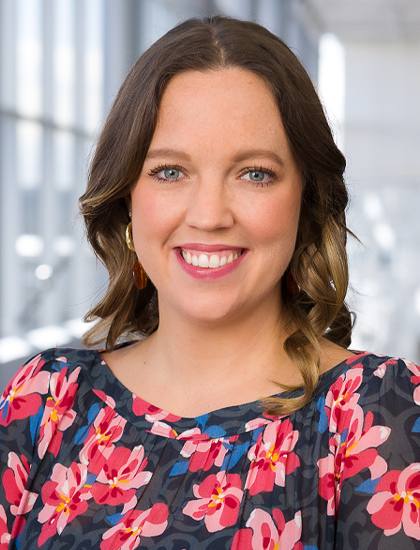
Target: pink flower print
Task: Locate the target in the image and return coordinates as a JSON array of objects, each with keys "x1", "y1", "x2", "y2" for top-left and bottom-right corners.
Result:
[
  {"x1": 79, "y1": 406, "x2": 126, "y2": 474},
  {"x1": 100, "y1": 503, "x2": 169, "y2": 550},
  {"x1": 37, "y1": 462, "x2": 91, "y2": 546},
  {"x1": 0, "y1": 505, "x2": 11, "y2": 550},
  {"x1": 183, "y1": 472, "x2": 243, "y2": 532},
  {"x1": 318, "y1": 405, "x2": 390, "y2": 517},
  {"x1": 93, "y1": 389, "x2": 116, "y2": 408},
  {"x1": 245, "y1": 418, "x2": 300, "y2": 496},
  {"x1": 2, "y1": 452, "x2": 37, "y2": 517},
  {"x1": 373, "y1": 358, "x2": 398, "y2": 379},
  {"x1": 132, "y1": 395, "x2": 181, "y2": 423},
  {"x1": 340, "y1": 405, "x2": 390, "y2": 482},
  {"x1": 181, "y1": 438, "x2": 229, "y2": 472},
  {"x1": 0, "y1": 354, "x2": 49, "y2": 425},
  {"x1": 90, "y1": 445, "x2": 152, "y2": 506},
  {"x1": 245, "y1": 417, "x2": 273, "y2": 432},
  {"x1": 231, "y1": 509, "x2": 302, "y2": 550},
  {"x1": 406, "y1": 360, "x2": 420, "y2": 405},
  {"x1": 324, "y1": 367, "x2": 363, "y2": 432},
  {"x1": 318, "y1": 452, "x2": 339, "y2": 517},
  {"x1": 367, "y1": 463, "x2": 420, "y2": 539},
  {"x1": 148, "y1": 420, "x2": 179, "y2": 439},
  {"x1": 38, "y1": 367, "x2": 80, "y2": 458}
]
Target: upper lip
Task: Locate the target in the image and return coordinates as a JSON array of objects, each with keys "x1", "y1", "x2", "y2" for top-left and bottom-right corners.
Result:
[{"x1": 177, "y1": 243, "x2": 245, "y2": 252}]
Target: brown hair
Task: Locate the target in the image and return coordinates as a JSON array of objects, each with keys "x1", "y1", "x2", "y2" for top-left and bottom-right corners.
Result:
[{"x1": 79, "y1": 15, "x2": 353, "y2": 414}]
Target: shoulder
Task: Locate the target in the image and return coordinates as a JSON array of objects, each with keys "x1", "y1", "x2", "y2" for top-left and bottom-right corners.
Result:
[
  {"x1": 316, "y1": 352, "x2": 420, "y2": 435},
  {"x1": 0, "y1": 348, "x2": 101, "y2": 426}
]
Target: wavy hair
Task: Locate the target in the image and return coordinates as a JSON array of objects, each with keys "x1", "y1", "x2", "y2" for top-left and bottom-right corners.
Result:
[{"x1": 79, "y1": 15, "x2": 353, "y2": 415}]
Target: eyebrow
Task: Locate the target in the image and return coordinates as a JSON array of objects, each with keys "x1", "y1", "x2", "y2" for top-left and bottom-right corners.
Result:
[
  {"x1": 232, "y1": 149, "x2": 285, "y2": 166},
  {"x1": 145, "y1": 149, "x2": 192, "y2": 161},
  {"x1": 145, "y1": 148, "x2": 285, "y2": 166}
]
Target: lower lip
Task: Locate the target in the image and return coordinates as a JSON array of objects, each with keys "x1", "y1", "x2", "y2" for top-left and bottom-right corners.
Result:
[{"x1": 175, "y1": 249, "x2": 247, "y2": 280}]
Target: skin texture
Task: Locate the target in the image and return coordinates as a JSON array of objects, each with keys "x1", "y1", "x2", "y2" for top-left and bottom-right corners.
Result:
[
  {"x1": 105, "y1": 69, "x2": 352, "y2": 417},
  {"x1": 131, "y1": 69, "x2": 302, "y2": 326}
]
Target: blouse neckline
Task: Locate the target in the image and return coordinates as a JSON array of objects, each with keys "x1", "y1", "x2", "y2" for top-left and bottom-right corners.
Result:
[{"x1": 77, "y1": 347, "x2": 370, "y2": 440}]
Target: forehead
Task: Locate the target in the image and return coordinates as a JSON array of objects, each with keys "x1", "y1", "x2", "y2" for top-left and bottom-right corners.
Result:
[{"x1": 152, "y1": 68, "x2": 290, "y2": 155}]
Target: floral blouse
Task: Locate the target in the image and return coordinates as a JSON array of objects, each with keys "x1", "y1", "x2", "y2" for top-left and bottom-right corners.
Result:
[{"x1": 0, "y1": 347, "x2": 420, "y2": 549}]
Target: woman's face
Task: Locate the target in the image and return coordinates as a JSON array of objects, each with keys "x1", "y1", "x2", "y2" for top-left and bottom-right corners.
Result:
[{"x1": 130, "y1": 68, "x2": 302, "y2": 325}]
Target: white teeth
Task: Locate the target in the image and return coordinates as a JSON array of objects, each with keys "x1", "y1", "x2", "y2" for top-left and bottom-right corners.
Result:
[
  {"x1": 209, "y1": 254, "x2": 220, "y2": 268},
  {"x1": 181, "y1": 249, "x2": 242, "y2": 268},
  {"x1": 198, "y1": 254, "x2": 209, "y2": 268}
]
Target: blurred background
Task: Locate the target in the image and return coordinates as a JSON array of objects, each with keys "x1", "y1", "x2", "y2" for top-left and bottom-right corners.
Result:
[{"x1": 1, "y1": 0, "x2": 419, "y2": 391}]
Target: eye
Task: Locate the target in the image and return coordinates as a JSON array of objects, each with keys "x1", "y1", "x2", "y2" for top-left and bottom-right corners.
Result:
[
  {"x1": 239, "y1": 167, "x2": 275, "y2": 186},
  {"x1": 148, "y1": 164, "x2": 185, "y2": 182}
]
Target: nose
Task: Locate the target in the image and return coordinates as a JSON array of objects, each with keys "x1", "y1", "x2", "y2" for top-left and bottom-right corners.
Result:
[{"x1": 184, "y1": 176, "x2": 234, "y2": 231}]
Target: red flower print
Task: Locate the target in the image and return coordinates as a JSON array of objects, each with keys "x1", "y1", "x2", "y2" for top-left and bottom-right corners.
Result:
[
  {"x1": 183, "y1": 472, "x2": 243, "y2": 532},
  {"x1": 100, "y1": 503, "x2": 169, "y2": 550},
  {"x1": 367, "y1": 463, "x2": 420, "y2": 539},
  {"x1": 0, "y1": 505, "x2": 11, "y2": 550},
  {"x1": 373, "y1": 358, "x2": 398, "y2": 379},
  {"x1": 323, "y1": 367, "x2": 363, "y2": 432},
  {"x1": 231, "y1": 508, "x2": 302, "y2": 550},
  {"x1": 38, "y1": 367, "x2": 80, "y2": 458},
  {"x1": 79, "y1": 406, "x2": 126, "y2": 474},
  {"x1": 245, "y1": 418, "x2": 300, "y2": 496},
  {"x1": 318, "y1": 452, "x2": 338, "y2": 517},
  {"x1": 37, "y1": 462, "x2": 91, "y2": 545},
  {"x1": 92, "y1": 389, "x2": 116, "y2": 408},
  {"x1": 318, "y1": 404, "x2": 390, "y2": 517},
  {"x1": 0, "y1": 354, "x2": 49, "y2": 425},
  {"x1": 406, "y1": 360, "x2": 420, "y2": 405},
  {"x1": 339, "y1": 405, "x2": 390, "y2": 481},
  {"x1": 2, "y1": 452, "x2": 37, "y2": 517},
  {"x1": 132, "y1": 395, "x2": 181, "y2": 423},
  {"x1": 90, "y1": 445, "x2": 152, "y2": 506},
  {"x1": 181, "y1": 438, "x2": 229, "y2": 472}
]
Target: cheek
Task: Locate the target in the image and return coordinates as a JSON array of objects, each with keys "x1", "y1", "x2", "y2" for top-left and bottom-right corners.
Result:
[
  {"x1": 246, "y1": 193, "x2": 301, "y2": 246},
  {"x1": 131, "y1": 189, "x2": 171, "y2": 239}
]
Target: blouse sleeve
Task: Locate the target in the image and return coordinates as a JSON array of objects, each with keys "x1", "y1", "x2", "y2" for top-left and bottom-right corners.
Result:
[
  {"x1": 335, "y1": 357, "x2": 420, "y2": 549},
  {"x1": 0, "y1": 351, "x2": 54, "y2": 544}
]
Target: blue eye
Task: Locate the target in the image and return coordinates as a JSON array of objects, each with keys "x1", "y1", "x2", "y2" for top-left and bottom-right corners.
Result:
[
  {"x1": 148, "y1": 164, "x2": 185, "y2": 182},
  {"x1": 240, "y1": 167, "x2": 275, "y2": 186},
  {"x1": 163, "y1": 168, "x2": 180, "y2": 180},
  {"x1": 247, "y1": 170, "x2": 265, "y2": 182}
]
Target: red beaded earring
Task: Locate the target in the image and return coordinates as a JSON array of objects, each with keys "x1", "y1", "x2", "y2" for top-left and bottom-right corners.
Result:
[
  {"x1": 286, "y1": 271, "x2": 300, "y2": 295},
  {"x1": 125, "y1": 221, "x2": 147, "y2": 290}
]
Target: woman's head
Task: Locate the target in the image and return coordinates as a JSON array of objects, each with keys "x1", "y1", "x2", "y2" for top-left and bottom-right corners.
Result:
[{"x1": 80, "y1": 15, "x2": 352, "y2": 375}]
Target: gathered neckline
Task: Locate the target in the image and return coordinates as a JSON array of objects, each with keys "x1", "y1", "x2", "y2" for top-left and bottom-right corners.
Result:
[{"x1": 75, "y1": 347, "x2": 374, "y2": 439}]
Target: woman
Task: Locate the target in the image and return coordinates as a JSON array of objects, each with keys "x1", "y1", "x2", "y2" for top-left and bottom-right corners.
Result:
[{"x1": 1, "y1": 16, "x2": 419, "y2": 550}]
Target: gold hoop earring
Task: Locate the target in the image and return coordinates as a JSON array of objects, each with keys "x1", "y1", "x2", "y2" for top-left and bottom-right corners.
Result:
[
  {"x1": 125, "y1": 221, "x2": 135, "y2": 252},
  {"x1": 125, "y1": 221, "x2": 148, "y2": 290}
]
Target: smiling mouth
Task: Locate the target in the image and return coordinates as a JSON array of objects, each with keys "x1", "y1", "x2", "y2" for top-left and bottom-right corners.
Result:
[{"x1": 180, "y1": 249, "x2": 244, "y2": 269}]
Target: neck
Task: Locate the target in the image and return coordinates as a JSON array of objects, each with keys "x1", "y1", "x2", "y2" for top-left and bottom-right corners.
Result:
[{"x1": 148, "y1": 298, "x2": 296, "y2": 390}]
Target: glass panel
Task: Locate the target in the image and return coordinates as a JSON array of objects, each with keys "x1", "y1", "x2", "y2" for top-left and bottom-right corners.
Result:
[
  {"x1": 19, "y1": 189, "x2": 41, "y2": 235},
  {"x1": 84, "y1": 0, "x2": 104, "y2": 132},
  {"x1": 54, "y1": 0, "x2": 75, "y2": 125},
  {"x1": 54, "y1": 131, "x2": 74, "y2": 191},
  {"x1": 16, "y1": 0, "x2": 43, "y2": 117},
  {"x1": 16, "y1": 120, "x2": 43, "y2": 189}
]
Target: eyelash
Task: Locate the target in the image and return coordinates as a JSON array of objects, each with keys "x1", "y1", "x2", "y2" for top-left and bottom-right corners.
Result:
[
  {"x1": 147, "y1": 164, "x2": 185, "y2": 183},
  {"x1": 147, "y1": 164, "x2": 276, "y2": 186},
  {"x1": 238, "y1": 166, "x2": 276, "y2": 187}
]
